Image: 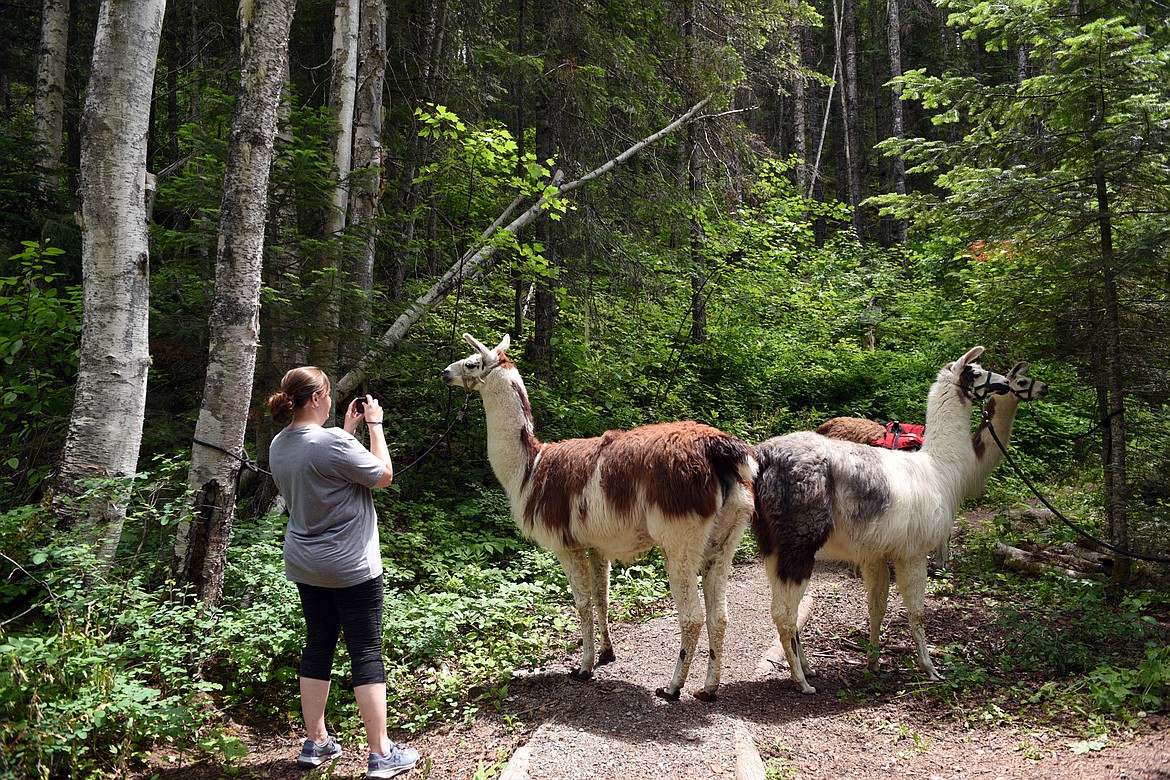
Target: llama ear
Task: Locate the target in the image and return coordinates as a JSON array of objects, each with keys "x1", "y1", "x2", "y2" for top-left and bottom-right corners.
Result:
[
  {"x1": 953, "y1": 346, "x2": 984, "y2": 373},
  {"x1": 1010, "y1": 361, "x2": 1028, "y2": 377},
  {"x1": 494, "y1": 334, "x2": 511, "y2": 355},
  {"x1": 464, "y1": 333, "x2": 493, "y2": 360}
]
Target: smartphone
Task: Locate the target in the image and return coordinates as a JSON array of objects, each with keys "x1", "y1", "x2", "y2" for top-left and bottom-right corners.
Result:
[{"x1": 354, "y1": 397, "x2": 366, "y2": 413}]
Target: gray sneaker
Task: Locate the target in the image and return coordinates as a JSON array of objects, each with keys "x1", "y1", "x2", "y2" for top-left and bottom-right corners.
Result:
[
  {"x1": 367, "y1": 743, "x2": 420, "y2": 778},
  {"x1": 297, "y1": 735, "x2": 342, "y2": 768}
]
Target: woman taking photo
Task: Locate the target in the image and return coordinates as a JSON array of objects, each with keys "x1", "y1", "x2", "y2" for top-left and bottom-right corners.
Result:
[{"x1": 268, "y1": 366, "x2": 419, "y2": 779}]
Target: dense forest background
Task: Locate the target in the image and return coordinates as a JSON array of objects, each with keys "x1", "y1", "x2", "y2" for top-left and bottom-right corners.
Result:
[{"x1": 0, "y1": 0, "x2": 1168, "y2": 776}]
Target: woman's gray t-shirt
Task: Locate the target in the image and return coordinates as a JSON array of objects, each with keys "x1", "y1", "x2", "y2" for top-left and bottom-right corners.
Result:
[{"x1": 269, "y1": 424, "x2": 386, "y2": 588}]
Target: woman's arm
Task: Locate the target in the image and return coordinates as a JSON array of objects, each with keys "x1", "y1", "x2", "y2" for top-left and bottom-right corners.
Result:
[{"x1": 357, "y1": 395, "x2": 394, "y2": 488}]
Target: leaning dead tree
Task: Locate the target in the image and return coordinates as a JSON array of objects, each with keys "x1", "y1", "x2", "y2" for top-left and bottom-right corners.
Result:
[{"x1": 333, "y1": 96, "x2": 711, "y2": 399}]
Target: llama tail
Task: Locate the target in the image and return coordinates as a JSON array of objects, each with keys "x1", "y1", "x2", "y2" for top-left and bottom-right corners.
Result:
[{"x1": 707, "y1": 436, "x2": 758, "y2": 505}]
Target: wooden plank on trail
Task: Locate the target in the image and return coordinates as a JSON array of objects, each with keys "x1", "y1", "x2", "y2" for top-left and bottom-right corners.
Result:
[{"x1": 734, "y1": 728, "x2": 767, "y2": 780}]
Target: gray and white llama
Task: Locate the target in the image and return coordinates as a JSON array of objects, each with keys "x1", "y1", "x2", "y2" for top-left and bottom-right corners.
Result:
[
  {"x1": 752, "y1": 347, "x2": 1010, "y2": 693},
  {"x1": 816, "y1": 362, "x2": 1048, "y2": 569},
  {"x1": 442, "y1": 333, "x2": 758, "y2": 700}
]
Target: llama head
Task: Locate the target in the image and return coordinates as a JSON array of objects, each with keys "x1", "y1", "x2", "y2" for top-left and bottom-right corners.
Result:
[
  {"x1": 1006, "y1": 361, "x2": 1048, "y2": 401},
  {"x1": 944, "y1": 346, "x2": 1010, "y2": 400},
  {"x1": 441, "y1": 333, "x2": 512, "y2": 391}
]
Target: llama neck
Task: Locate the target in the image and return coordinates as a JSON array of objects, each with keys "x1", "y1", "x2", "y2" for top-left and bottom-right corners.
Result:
[
  {"x1": 968, "y1": 393, "x2": 1022, "y2": 494},
  {"x1": 479, "y1": 367, "x2": 541, "y2": 498},
  {"x1": 920, "y1": 374, "x2": 978, "y2": 508}
]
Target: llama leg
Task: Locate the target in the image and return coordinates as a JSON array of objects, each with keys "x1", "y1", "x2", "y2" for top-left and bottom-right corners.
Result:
[
  {"x1": 694, "y1": 511, "x2": 750, "y2": 701},
  {"x1": 769, "y1": 575, "x2": 816, "y2": 694},
  {"x1": 793, "y1": 624, "x2": 814, "y2": 680},
  {"x1": 587, "y1": 549, "x2": 615, "y2": 665},
  {"x1": 555, "y1": 549, "x2": 597, "y2": 680},
  {"x1": 697, "y1": 560, "x2": 730, "y2": 701},
  {"x1": 860, "y1": 559, "x2": 891, "y2": 672},
  {"x1": 933, "y1": 539, "x2": 951, "y2": 572},
  {"x1": 656, "y1": 552, "x2": 705, "y2": 700},
  {"x1": 893, "y1": 558, "x2": 943, "y2": 680}
]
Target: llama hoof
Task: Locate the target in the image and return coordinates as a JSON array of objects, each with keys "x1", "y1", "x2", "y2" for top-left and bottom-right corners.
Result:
[
  {"x1": 597, "y1": 647, "x2": 616, "y2": 666},
  {"x1": 654, "y1": 686, "x2": 682, "y2": 701},
  {"x1": 798, "y1": 682, "x2": 817, "y2": 695},
  {"x1": 568, "y1": 668, "x2": 593, "y2": 681},
  {"x1": 693, "y1": 689, "x2": 717, "y2": 702}
]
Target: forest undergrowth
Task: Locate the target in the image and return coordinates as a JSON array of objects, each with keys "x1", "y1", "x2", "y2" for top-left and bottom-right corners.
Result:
[{"x1": 1, "y1": 466, "x2": 1167, "y2": 779}]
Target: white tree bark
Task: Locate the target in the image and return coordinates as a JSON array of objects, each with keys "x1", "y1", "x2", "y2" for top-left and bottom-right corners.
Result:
[
  {"x1": 339, "y1": 0, "x2": 386, "y2": 371},
  {"x1": 34, "y1": 0, "x2": 70, "y2": 195},
  {"x1": 52, "y1": 0, "x2": 166, "y2": 566},
  {"x1": 171, "y1": 0, "x2": 299, "y2": 605},
  {"x1": 310, "y1": 0, "x2": 360, "y2": 375}
]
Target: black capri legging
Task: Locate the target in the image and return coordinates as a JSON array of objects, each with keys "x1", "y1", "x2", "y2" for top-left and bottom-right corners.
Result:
[{"x1": 296, "y1": 575, "x2": 387, "y2": 687}]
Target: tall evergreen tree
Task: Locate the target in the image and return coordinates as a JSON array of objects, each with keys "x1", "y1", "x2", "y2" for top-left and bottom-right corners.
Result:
[{"x1": 878, "y1": 0, "x2": 1170, "y2": 586}]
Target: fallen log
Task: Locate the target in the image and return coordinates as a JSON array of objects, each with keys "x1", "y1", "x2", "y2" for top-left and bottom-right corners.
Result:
[{"x1": 993, "y1": 542, "x2": 1105, "y2": 579}]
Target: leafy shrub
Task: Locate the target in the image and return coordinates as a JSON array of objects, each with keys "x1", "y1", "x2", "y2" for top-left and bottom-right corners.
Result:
[
  {"x1": 0, "y1": 543, "x2": 222, "y2": 779},
  {"x1": 1086, "y1": 643, "x2": 1170, "y2": 714},
  {"x1": 0, "y1": 241, "x2": 81, "y2": 508}
]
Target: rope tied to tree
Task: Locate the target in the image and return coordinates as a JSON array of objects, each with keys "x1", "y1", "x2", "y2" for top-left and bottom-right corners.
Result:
[
  {"x1": 192, "y1": 436, "x2": 270, "y2": 476},
  {"x1": 981, "y1": 409, "x2": 1170, "y2": 565}
]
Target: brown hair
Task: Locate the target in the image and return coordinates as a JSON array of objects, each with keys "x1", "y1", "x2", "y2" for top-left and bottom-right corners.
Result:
[{"x1": 267, "y1": 366, "x2": 330, "y2": 425}]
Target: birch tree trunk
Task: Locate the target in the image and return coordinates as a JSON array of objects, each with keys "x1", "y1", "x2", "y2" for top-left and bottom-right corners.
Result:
[
  {"x1": 52, "y1": 0, "x2": 165, "y2": 566},
  {"x1": 310, "y1": 0, "x2": 359, "y2": 376},
  {"x1": 841, "y1": 0, "x2": 864, "y2": 241},
  {"x1": 34, "y1": 0, "x2": 70, "y2": 196},
  {"x1": 251, "y1": 60, "x2": 307, "y2": 516},
  {"x1": 792, "y1": 27, "x2": 809, "y2": 196},
  {"x1": 886, "y1": 0, "x2": 908, "y2": 246},
  {"x1": 171, "y1": 0, "x2": 298, "y2": 604},
  {"x1": 338, "y1": 0, "x2": 386, "y2": 374}
]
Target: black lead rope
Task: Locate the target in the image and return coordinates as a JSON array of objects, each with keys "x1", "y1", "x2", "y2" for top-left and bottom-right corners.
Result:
[
  {"x1": 391, "y1": 394, "x2": 473, "y2": 478},
  {"x1": 191, "y1": 436, "x2": 271, "y2": 498},
  {"x1": 192, "y1": 436, "x2": 270, "y2": 476},
  {"x1": 981, "y1": 411, "x2": 1170, "y2": 565},
  {"x1": 192, "y1": 394, "x2": 473, "y2": 490}
]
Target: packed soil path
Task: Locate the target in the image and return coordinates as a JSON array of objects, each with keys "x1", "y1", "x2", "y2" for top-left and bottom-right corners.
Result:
[{"x1": 146, "y1": 555, "x2": 1169, "y2": 780}]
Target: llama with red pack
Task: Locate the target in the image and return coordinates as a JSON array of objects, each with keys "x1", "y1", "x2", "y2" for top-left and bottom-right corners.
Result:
[
  {"x1": 815, "y1": 361, "x2": 1047, "y2": 568},
  {"x1": 752, "y1": 347, "x2": 1010, "y2": 693}
]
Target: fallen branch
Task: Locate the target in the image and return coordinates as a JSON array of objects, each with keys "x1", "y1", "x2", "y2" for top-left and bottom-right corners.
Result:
[
  {"x1": 993, "y1": 542, "x2": 1104, "y2": 579},
  {"x1": 334, "y1": 96, "x2": 713, "y2": 399}
]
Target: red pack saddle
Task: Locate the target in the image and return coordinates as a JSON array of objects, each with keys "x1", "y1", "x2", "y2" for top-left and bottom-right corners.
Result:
[{"x1": 870, "y1": 421, "x2": 925, "y2": 451}]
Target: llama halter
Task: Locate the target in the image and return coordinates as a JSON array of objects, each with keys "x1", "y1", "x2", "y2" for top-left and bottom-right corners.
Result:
[
  {"x1": 1010, "y1": 375, "x2": 1044, "y2": 401},
  {"x1": 967, "y1": 368, "x2": 1008, "y2": 400}
]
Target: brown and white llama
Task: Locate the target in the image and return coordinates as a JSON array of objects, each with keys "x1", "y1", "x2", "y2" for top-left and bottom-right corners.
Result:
[
  {"x1": 752, "y1": 347, "x2": 1010, "y2": 693},
  {"x1": 441, "y1": 333, "x2": 758, "y2": 700},
  {"x1": 965, "y1": 361, "x2": 1048, "y2": 498},
  {"x1": 815, "y1": 362, "x2": 1048, "y2": 569}
]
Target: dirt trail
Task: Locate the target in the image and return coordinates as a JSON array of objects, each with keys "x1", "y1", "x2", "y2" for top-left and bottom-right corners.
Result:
[{"x1": 143, "y1": 558, "x2": 1169, "y2": 780}]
